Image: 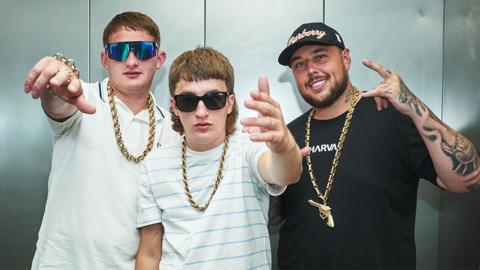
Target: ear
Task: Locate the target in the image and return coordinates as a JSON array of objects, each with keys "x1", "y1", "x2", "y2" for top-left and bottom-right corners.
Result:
[
  {"x1": 170, "y1": 96, "x2": 179, "y2": 116},
  {"x1": 100, "y1": 51, "x2": 108, "y2": 69},
  {"x1": 341, "y1": 48, "x2": 351, "y2": 71},
  {"x1": 226, "y1": 94, "x2": 235, "y2": 114},
  {"x1": 156, "y1": 51, "x2": 166, "y2": 70}
]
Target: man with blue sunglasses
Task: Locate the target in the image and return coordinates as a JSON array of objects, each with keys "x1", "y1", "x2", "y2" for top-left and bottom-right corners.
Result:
[{"x1": 24, "y1": 11, "x2": 177, "y2": 269}]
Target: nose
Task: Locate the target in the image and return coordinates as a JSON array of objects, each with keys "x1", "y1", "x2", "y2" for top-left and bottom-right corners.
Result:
[
  {"x1": 194, "y1": 100, "x2": 209, "y2": 118},
  {"x1": 125, "y1": 50, "x2": 139, "y2": 66},
  {"x1": 305, "y1": 59, "x2": 318, "y2": 75}
]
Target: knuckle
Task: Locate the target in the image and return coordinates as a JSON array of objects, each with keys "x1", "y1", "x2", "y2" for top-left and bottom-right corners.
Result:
[
  {"x1": 48, "y1": 66, "x2": 60, "y2": 77},
  {"x1": 31, "y1": 66, "x2": 43, "y2": 75},
  {"x1": 269, "y1": 118, "x2": 279, "y2": 129}
]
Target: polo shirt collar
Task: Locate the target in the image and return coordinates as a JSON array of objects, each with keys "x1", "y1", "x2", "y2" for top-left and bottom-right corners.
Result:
[{"x1": 99, "y1": 78, "x2": 166, "y2": 124}]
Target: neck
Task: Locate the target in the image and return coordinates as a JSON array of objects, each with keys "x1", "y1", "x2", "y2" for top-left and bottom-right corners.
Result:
[
  {"x1": 109, "y1": 81, "x2": 152, "y2": 115},
  {"x1": 313, "y1": 83, "x2": 360, "y2": 120},
  {"x1": 185, "y1": 133, "x2": 227, "y2": 152}
]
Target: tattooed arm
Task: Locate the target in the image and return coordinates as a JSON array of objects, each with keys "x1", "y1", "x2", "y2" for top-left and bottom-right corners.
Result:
[
  {"x1": 362, "y1": 59, "x2": 480, "y2": 192},
  {"x1": 416, "y1": 107, "x2": 480, "y2": 191}
]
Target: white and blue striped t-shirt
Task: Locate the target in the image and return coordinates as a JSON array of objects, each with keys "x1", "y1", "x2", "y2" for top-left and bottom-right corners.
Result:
[{"x1": 137, "y1": 131, "x2": 284, "y2": 269}]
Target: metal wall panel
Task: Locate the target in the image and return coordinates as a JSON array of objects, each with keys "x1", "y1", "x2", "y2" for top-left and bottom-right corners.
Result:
[
  {"x1": 205, "y1": 0, "x2": 324, "y2": 124},
  {"x1": 207, "y1": 0, "x2": 444, "y2": 269},
  {"x1": 205, "y1": 2, "x2": 323, "y2": 268},
  {"x1": 89, "y1": 0, "x2": 204, "y2": 109},
  {"x1": 1, "y1": 0, "x2": 479, "y2": 269},
  {"x1": 328, "y1": 1, "x2": 444, "y2": 269},
  {"x1": 440, "y1": 0, "x2": 480, "y2": 269},
  {"x1": 0, "y1": 1, "x2": 89, "y2": 269}
]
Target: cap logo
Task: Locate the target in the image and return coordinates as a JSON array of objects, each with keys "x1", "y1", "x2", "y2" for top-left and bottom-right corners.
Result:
[
  {"x1": 335, "y1": 33, "x2": 342, "y2": 43},
  {"x1": 288, "y1": 29, "x2": 326, "y2": 45}
]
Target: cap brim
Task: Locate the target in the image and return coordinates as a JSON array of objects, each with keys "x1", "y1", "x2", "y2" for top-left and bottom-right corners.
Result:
[{"x1": 277, "y1": 40, "x2": 344, "y2": 66}]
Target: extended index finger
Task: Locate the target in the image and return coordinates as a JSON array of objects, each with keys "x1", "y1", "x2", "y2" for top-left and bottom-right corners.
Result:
[
  {"x1": 258, "y1": 75, "x2": 270, "y2": 97},
  {"x1": 362, "y1": 59, "x2": 392, "y2": 80}
]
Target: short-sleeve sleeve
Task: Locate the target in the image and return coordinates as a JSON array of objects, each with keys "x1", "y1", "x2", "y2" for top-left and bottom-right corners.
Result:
[
  {"x1": 136, "y1": 163, "x2": 163, "y2": 228},
  {"x1": 404, "y1": 114, "x2": 438, "y2": 185},
  {"x1": 245, "y1": 140, "x2": 287, "y2": 196}
]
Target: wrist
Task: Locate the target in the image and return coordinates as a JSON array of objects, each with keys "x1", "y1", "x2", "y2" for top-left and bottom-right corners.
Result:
[{"x1": 274, "y1": 130, "x2": 298, "y2": 154}]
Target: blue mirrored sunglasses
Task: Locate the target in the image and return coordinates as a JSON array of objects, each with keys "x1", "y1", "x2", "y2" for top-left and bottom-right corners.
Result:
[{"x1": 105, "y1": 41, "x2": 158, "y2": 62}]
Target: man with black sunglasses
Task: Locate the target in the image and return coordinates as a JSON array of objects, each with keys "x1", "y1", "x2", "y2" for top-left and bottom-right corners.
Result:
[
  {"x1": 23, "y1": 12, "x2": 177, "y2": 269},
  {"x1": 134, "y1": 47, "x2": 303, "y2": 269}
]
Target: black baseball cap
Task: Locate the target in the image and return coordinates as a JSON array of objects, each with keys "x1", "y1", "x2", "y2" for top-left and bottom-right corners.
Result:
[{"x1": 278, "y1": 22, "x2": 345, "y2": 66}]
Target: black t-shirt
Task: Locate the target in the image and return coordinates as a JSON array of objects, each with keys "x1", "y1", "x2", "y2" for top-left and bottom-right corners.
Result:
[{"x1": 278, "y1": 97, "x2": 437, "y2": 270}]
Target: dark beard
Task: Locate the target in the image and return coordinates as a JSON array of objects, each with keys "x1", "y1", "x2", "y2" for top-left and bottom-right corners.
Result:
[{"x1": 301, "y1": 70, "x2": 349, "y2": 108}]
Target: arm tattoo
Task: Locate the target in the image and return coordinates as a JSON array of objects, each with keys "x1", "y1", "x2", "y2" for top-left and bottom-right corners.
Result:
[
  {"x1": 422, "y1": 110, "x2": 480, "y2": 177},
  {"x1": 398, "y1": 79, "x2": 427, "y2": 117},
  {"x1": 441, "y1": 134, "x2": 480, "y2": 177}
]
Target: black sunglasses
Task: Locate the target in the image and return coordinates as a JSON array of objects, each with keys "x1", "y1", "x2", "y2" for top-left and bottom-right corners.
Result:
[{"x1": 174, "y1": 92, "x2": 229, "y2": 112}]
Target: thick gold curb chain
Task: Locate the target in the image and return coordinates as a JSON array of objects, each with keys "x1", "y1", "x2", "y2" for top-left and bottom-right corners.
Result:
[
  {"x1": 107, "y1": 83, "x2": 155, "y2": 163},
  {"x1": 181, "y1": 135, "x2": 229, "y2": 212}
]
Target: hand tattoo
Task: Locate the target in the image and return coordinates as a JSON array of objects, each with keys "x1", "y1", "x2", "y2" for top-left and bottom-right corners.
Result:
[{"x1": 398, "y1": 79, "x2": 427, "y2": 117}]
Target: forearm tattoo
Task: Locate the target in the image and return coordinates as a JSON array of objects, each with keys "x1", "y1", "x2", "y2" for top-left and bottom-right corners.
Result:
[
  {"x1": 422, "y1": 110, "x2": 480, "y2": 181},
  {"x1": 398, "y1": 79, "x2": 427, "y2": 117},
  {"x1": 441, "y1": 134, "x2": 479, "y2": 177},
  {"x1": 388, "y1": 77, "x2": 479, "y2": 187}
]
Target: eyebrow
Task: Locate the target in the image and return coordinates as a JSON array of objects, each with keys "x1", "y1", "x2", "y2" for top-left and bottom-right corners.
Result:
[
  {"x1": 290, "y1": 47, "x2": 328, "y2": 65},
  {"x1": 176, "y1": 89, "x2": 226, "y2": 95}
]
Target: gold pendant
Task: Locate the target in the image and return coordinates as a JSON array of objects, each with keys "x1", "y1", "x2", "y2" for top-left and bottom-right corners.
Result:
[{"x1": 308, "y1": 199, "x2": 335, "y2": 228}]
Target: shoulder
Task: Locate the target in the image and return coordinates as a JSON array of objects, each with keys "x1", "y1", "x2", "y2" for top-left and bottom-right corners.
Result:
[
  {"x1": 287, "y1": 110, "x2": 310, "y2": 144},
  {"x1": 227, "y1": 131, "x2": 252, "y2": 153},
  {"x1": 79, "y1": 78, "x2": 107, "y2": 101},
  {"x1": 229, "y1": 131, "x2": 250, "y2": 145},
  {"x1": 145, "y1": 135, "x2": 182, "y2": 164},
  {"x1": 287, "y1": 110, "x2": 310, "y2": 130},
  {"x1": 356, "y1": 96, "x2": 413, "y2": 125},
  {"x1": 354, "y1": 97, "x2": 419, "y2": 144},
  {"x1": 228, "y1": 131, "x2": 266, "y2": 157}
]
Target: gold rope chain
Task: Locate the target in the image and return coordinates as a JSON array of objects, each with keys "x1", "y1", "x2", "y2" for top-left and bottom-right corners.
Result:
[
  {"x1": 107, "y1": 83, "x2": 156, "y2": 163},
  {"x1": 305, "y1": 89, "x2": 360, "y2": 204},
  {"x1": 181, "y1": 135, "x2": 230, "y2": 212}
]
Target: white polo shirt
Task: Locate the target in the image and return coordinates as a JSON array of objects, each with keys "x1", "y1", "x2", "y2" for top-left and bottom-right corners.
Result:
[{"x1": 31, "y1": 78, "x2": 178, "y2": 270}]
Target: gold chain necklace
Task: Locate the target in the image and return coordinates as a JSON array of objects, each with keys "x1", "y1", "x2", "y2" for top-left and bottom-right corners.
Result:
[
  {"x1": 305, "y1": 89, "x2": 360, "y2": 228},
  {"x1": 107, "y1": 83, "x2": 155, "y2": 163},
  {"x1": 181, "y1": 135, "x2": 229, "y2": 212}
]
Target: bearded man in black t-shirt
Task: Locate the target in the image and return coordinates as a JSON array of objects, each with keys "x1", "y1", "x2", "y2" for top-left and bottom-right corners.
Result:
[{"x1": 272, "y1": 22, "x2": 480, "y2": 269}]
